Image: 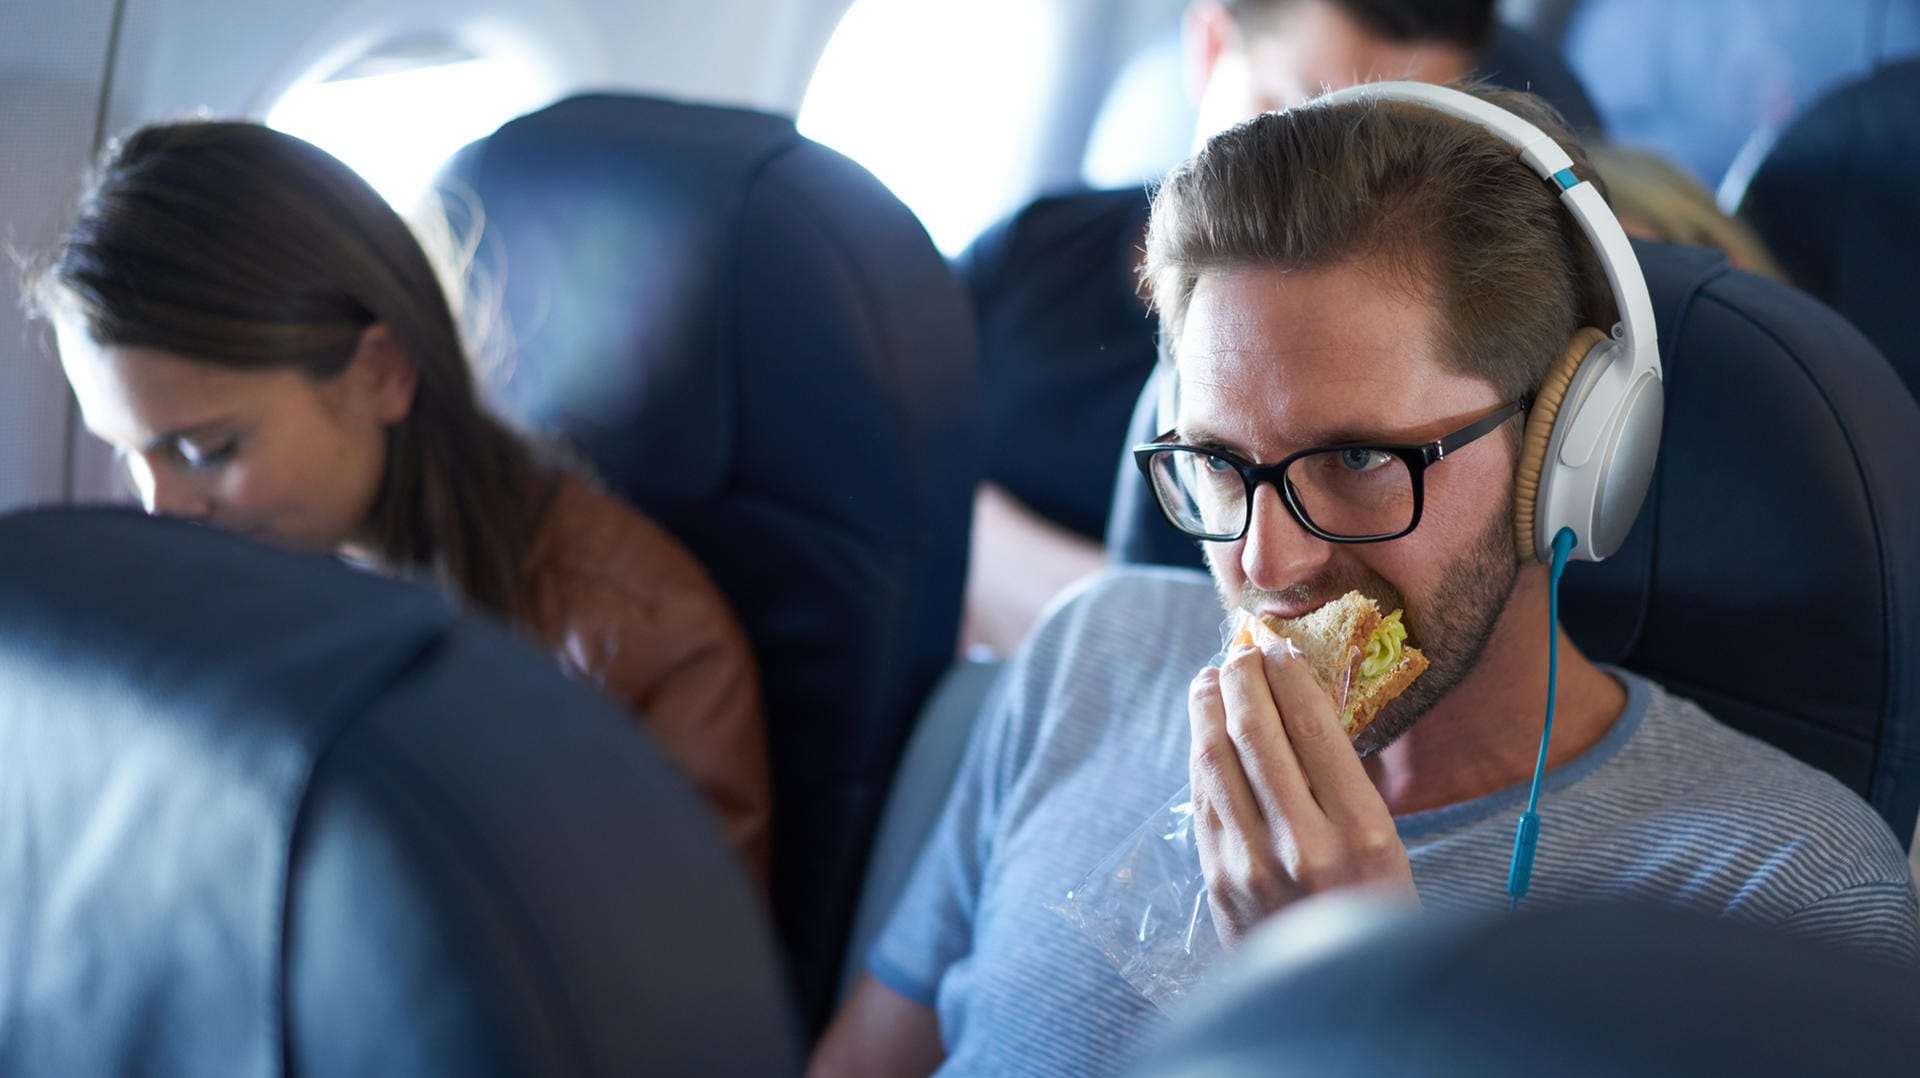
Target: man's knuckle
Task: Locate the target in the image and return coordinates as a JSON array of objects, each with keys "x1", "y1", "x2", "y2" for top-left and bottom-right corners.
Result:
[
  {"x1": 1289, "y1": 709, "x2": 1338, "y2": 745},
  {"x1": 1223, "y1": 710, "x2": 1259, "y2": 745},
  {"x1": 1189, "y1": 674, "x2": 1218, "y2": 702},
  {"x1": 1292, "y1": 854, "x2": 1331, "y2": 888},
  {"x1": 1192, "y1": 732, "x2": 1234, "y2": 767},
  {"x1": 1356, "y1": 830, "x2": 1398, "y2": 858}
]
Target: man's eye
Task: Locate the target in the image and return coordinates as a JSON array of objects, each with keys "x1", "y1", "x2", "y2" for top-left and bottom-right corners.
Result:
[
  {"x1": 1338, "y1": 448, "x2": 1392, "y2": 472},
  {"x1": 1202, "y1": 453, "x2": 1235, "y2": 474}
]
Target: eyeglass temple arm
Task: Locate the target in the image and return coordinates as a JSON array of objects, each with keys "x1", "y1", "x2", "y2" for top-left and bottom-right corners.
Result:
[{"x1": 1432, "y1": 397, "x2": 1531, "y2": 461}]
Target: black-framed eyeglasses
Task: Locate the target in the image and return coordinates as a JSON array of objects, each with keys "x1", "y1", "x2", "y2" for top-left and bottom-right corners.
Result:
[{"x1": 1132, "y1": 398, "x2": 1529, "y2": 543}]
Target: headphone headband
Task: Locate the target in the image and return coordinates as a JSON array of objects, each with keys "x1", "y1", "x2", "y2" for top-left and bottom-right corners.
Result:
[
  {"x1": 1150, "y1": 82, "x2": 1664, "y2": 565},
  {"x1": 1303, "y1": 81, "x2": 1662, "y2": 404},
  {"x1": 1299, "y1": 82, "x2": 1664, "y2": 565}
]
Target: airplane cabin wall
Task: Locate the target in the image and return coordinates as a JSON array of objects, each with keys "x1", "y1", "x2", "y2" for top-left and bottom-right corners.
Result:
[
  {"x1": 1, "y1": 0, "x2": 854, "y2": 510},
  {"x1": 102, "y1": 0, "x2": 854, "y2": 132},
  {"x1": 0, "y1": 3, "x2": 121, "y2": 516}
]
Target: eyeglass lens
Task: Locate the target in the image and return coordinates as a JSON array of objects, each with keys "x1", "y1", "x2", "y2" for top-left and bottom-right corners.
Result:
[{"x1": 1153, "y1": 447, "x2": 1415, "y2": 539}]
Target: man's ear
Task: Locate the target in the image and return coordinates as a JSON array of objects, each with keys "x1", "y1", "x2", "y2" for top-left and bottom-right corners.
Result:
[
  {"x1": 348, "y1": 323, "x2": 420, "y2": 425},
  {"x1": 1183, "y1": 0, "x2": 1239, "y2": 103}
]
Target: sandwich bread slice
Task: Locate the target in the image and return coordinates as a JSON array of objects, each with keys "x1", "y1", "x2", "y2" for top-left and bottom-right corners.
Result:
[{"x1": 1234, "y1": 590, "x2": 1428, "y2": 737}]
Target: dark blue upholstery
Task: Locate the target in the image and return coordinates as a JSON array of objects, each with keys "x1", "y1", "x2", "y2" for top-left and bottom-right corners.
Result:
[
  {"x1": 1135, "y1": 899, "x2": 1920, "y2": 1077},
  {"x1": 1562, "y1": 0, "x2": 1920, "y2": 188},
  {"x1": 1109, "y1": 240, "x2": 1920, "y2": 845},
  {"x1": 1479, "y1": 22, "x2": 1604, "y2": 136},
  {"x1": 0, "y1": 508, "x2": 798, "y2": 1076},
  {"x1": 1740, "y1": 60, "x2": 1920, "y2": 401},
  {"x1": 436, "y1": 94, "x2": 982, "y2": 1028}
]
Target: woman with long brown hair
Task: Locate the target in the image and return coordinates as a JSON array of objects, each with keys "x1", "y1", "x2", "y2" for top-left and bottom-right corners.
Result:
[{"x1": 32, "y1": 119, "x2": 771, "y2": 881}]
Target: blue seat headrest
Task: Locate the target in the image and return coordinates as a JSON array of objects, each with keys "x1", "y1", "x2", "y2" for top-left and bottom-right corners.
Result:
[
  {"x1": 1110, "y1": 240, "x2": 1920, "y2": 845},
  {"x1": 1562, "y1": 0, "x2": 1920, "y2": 187},
  {"x1": 1740, "y1": 59, "x2": 1920, "y2": 402},
  {"x1": 1135, "y1": 899, "x2": 1920, "y2": 1077},
  {"x1": 0, "y1": 508, "x2": 798, "y2": 1075},
  {"x1": 437, "y1": 93, "x2": 983, "y2": 1027}
]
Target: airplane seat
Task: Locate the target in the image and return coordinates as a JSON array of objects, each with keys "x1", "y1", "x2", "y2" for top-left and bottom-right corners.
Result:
[
  {"x1": 1132, "y1": 896, "x2": 1920, "y2": 1077},
  {"x1": 1108, "y1": 239, "x2": 1920, "y2": 847},
  {"x1": 836, "y1": 656, "x2": 1005, "y2": 1004},
  {"x1": 1560, "y1": 0, "x2": 1920, "y2": 189},
  {"x1": 1739, "y1": 59, "x2": 1920, "y2": 401},
  {"x1": 433, "y1": 93, "x2": 982, "y2": 1031},
  {"x1": 0, "y1": 508, "x2": 799, "y2": 1076}
]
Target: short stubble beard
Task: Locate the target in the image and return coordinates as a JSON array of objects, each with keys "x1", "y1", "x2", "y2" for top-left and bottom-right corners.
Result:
[{"x1": 1212, "y1": 491, "x2": 1520, "y2": 757}]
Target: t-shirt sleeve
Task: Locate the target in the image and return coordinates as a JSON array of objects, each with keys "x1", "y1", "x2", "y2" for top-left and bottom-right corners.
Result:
[
  {"x1": 866, "y1": 661, "x2": 1026, "y2": 1006},
  {"x1": 1778, "y1": 879, "x2": 1920, "y2": 963}
]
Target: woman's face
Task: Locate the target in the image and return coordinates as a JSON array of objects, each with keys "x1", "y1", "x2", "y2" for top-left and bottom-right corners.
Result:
[{"x1": 56, "y1": 323, "x2": 415, "y2": 556}]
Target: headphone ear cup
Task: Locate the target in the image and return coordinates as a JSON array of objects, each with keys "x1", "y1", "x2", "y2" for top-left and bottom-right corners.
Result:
[{"x1": 1514, "y1": 327, "x2": 1611, "y2": 564}]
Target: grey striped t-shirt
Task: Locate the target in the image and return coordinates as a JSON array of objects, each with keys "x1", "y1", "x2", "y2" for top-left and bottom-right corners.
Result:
[{"x1": 870, "y1": 568, "x2": 1920, "y2": 1078}]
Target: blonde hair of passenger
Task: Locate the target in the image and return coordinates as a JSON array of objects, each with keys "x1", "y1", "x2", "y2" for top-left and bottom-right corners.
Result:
[{"x1": 1585, "y1": 143, "x2": 1789, "y2": 282}]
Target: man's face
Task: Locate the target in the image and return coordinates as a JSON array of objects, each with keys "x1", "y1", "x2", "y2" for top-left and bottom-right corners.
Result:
[
  {"x1": 1195, "y1": 0, "x2": 1476, "y2": 137},
  {"x1": 1176, "y1": 259, "x2": 1519, "y2": 752}
]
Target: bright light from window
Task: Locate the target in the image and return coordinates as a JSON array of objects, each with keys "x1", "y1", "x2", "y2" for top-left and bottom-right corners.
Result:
[
  {"x1": 799, "y1": 0, "x2": 1060, "y2": 255},
  {"x1": 268, "y1": 57, "x2": 548, "y2": 213}
]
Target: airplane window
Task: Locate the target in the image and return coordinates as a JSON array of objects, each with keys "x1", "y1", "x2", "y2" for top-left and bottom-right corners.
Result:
[
  {"x1": 799, "y1": 0, "x2": 1064, "y2": 255},
  {"x1": 267, "y1": 48, "x2": 550, "y2": 213},
  {"x1": 1082, "y1": 31, "x2": 1193, "y2": 190}
]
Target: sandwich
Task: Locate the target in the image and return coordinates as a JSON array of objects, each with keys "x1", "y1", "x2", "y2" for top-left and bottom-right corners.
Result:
[{"x1": 1233, "y1": 590, "x2": 1428, "y2": 737}]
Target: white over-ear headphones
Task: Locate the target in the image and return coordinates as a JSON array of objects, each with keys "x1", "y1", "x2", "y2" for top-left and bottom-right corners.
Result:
[{"x1": 1156, "y1": 81, "x2": 1663, "y2": 565}]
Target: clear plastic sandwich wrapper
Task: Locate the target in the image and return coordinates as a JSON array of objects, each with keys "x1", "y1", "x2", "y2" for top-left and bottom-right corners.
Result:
[{"x1": 1047, "y1": 615, "x2": 1356, "y2": 1011}]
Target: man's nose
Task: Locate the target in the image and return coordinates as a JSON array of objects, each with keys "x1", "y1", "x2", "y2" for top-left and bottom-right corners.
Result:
[{"x1": 1240, "y1": 481, "x2": 1334, "y2": 591}]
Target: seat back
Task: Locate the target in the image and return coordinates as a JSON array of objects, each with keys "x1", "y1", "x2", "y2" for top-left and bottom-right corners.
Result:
[
  {"x1": 1135, "y1": 898, "x2": 1920, "y2": 1077},
  {"x1": 1740, "y1": 59, "x2": 1920, "y2": 401},
  {"x1": 1109, "y1": 241, "x2": 1920, "y2": 845},
  {"x1": 0, "y1": 508, "x2": 798, "y2": 1076},
  {"x1": 1562, "y1": 0, "x2": 1920, "y2": 188},
  {"x1": 837, "y1": 658, "x2": 1006, "y2": 1005},
  {"x1": 437, "y1": 94, "x2": 982, "y2": 1027}
]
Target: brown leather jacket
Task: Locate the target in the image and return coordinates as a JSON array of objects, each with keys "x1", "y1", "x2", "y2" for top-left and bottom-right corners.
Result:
[{"x1": 513, "y1": 475, "x2": 771, "y2": 883}]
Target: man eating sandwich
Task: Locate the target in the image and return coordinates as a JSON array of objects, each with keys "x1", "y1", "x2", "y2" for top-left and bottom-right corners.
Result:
[{"x1": 810, "y1": 85, "x2": 1919, "y2": 1078}]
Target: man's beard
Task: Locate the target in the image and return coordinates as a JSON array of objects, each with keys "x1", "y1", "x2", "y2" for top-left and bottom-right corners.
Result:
[{"x1": 1212, "y1": 494, "x2": 1519, "y2": 757}]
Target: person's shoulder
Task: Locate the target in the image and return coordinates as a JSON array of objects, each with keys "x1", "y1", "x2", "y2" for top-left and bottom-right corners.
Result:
[
  {"x1": 1020, "y1": 566, "x2": 1224, "y2": 675},
  {"x1": 979, "y1": 567, "x2": 1219, "y2": 789},
  {"x1": 1632, "y1": 677, "x2": 1910, "y2": 881},
  {"x1": 1637, "y1": 679, "x2": 1860, "y2": 798},
  {"x1": 1008, "y1": 186, "x2": 1155, "y2": 235},
  {"x1": 956, "y1": 186, "x2": 1153, "y2": 284},
  {"x1": 519, "y1": 474, "x2": 729, "y2": 628}
]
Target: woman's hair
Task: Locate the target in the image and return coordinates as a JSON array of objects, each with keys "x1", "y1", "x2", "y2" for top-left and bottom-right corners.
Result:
[
  {"x1": 31, "y1": 120, "x2": 545, "y2": 613},
  {"x1": 1584, "y1": 143, "x2": 1789, "y2": 282}
]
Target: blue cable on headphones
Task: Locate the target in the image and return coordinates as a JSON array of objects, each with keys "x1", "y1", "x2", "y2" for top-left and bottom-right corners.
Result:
[{"x1": 1507, "y1": 526, "x2": 1578, "y2": 909}]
